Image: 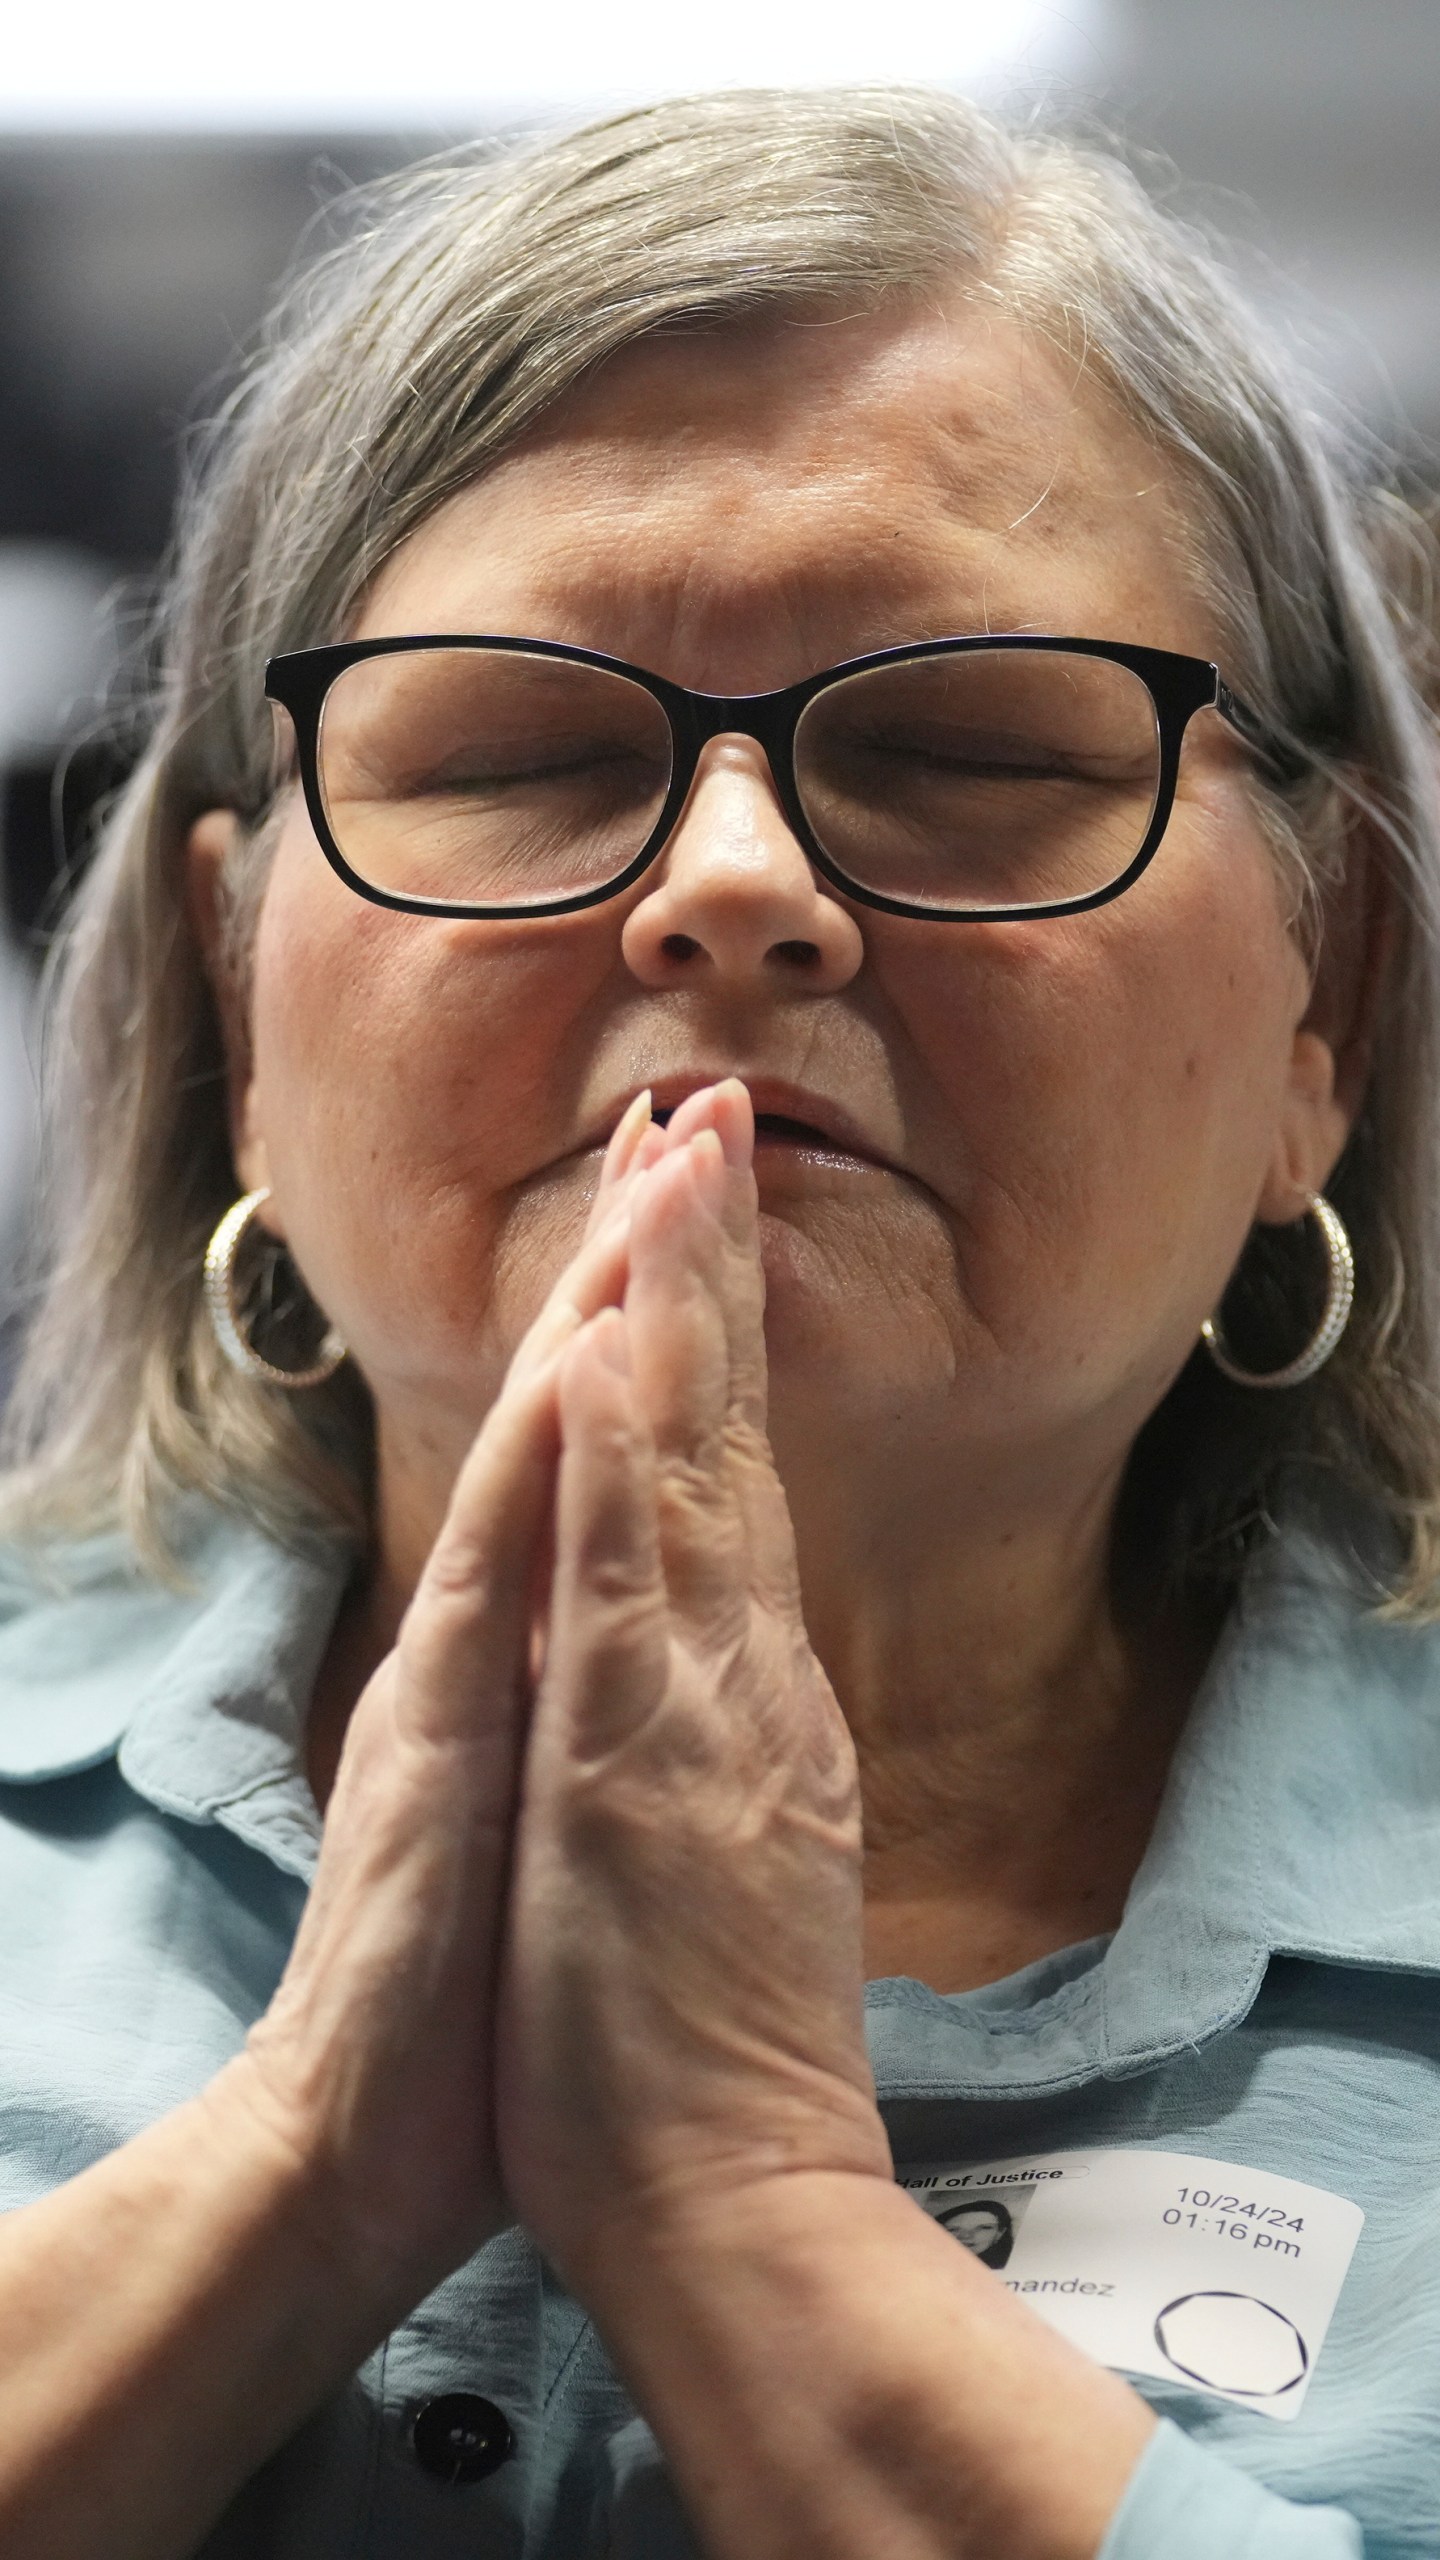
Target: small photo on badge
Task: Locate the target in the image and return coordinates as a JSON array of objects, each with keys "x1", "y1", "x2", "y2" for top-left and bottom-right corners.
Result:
[{"x1": 922, "y1": 2187, "x2": 1036, "y2": 2271}]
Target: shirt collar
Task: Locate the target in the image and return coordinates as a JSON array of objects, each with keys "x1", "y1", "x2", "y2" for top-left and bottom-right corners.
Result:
[
  {"x1": 868, "y1": 1500, "x2": 1440, "y2": 2098},
  {"x1": 0, "y1": 1505, "x2": 349, "y2": 1882},
  {"x1": 1114, "y1": 1504, "x2": 1440, "y2": 1988},
  {"x1": 1, "y1": 1496, "x2": 1437, "y2": 2061}
]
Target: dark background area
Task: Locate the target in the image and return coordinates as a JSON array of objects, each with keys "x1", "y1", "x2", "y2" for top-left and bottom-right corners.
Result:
[{"x1": 0, "y1": 137, "x2": 399, "y2": 946}]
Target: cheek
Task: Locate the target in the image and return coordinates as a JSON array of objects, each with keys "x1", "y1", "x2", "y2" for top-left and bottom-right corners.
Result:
[
  {"x1": 879, "y1": 846, "x2": 1307, "y2": 1367},
  {"x1": 242, "y1": 827, "x2": 613, "y2": 1391}
]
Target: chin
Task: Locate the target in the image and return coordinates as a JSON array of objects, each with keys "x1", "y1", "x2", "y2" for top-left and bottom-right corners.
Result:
[{"x1": 757, "y1": 1213, "x2": 953, "y2": 1409}]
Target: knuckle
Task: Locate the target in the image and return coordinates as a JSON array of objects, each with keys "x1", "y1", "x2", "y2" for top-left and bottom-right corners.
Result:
[
  {"x1": 722, "y1": 1416, "x2": 776, "y2": 1471},
  {"x1": 577, "y1": 1547, "x2": 660, "y2": 1618},
  {"x1": 398, "y1": 1560, "x2": 514, "y2": 1691},
  {"x1": 422, "y1": 1540, "x2": 480, "y2": 1602},
  {"x1": 656, "y1": 1448, "x2": 729, "y2": 1520},
  {"x1": 419, "y1": 1537, "x2": 501, "y2": 1617}
]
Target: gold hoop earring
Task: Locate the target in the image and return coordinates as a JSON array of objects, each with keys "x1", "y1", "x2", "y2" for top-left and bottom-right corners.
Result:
[
  {"x1": 1201, "y1": 1194, "x2": 1354, "y2": 1390},
  {"x1": 203, "y1": 1189, "x2": 347, "y2": 1390}
]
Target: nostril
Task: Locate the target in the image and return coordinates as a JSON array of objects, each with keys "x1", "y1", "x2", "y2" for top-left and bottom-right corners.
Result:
[{"x1": 647, "y1": 929, "x2": 828, "y2": 974}]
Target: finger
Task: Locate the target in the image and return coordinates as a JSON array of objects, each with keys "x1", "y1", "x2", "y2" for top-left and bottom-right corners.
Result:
[
  {"x1": 507, "y1": 1212, "x2": 633, "y2": 1387},
  {"x1": 538, "y1": 1307, "x2": 670, "y2": 1768},
  {"x1": 513, "y1": 1119, "x2": 676, "y2": 1387},
  {"x1": 440, "y1": 1131, "x2": 691, "y2": 1710},
  {"x1": 629, "y1": 1122, "x2": 669, "y2": 1177},
  {"x1": 581, "y1": 1090, "x2": 687, "y2": 1249},
  {"x1": 636, "y1": 1094, "x2": 800, "y2": 1625},
  {"x1": 623, "y1": 1133, "x2": 752, "y2": 1626},
  {"x1": 515, "y1": 1087, "x2": 751, "y2": 1408},
  {"x1": 659, "y1": 1085, "x2": 722, "y2": 1149},
  {"x1": 641, "y1": 1084, "x2": 766, "y2": 1422},
  {"x1": 585, "y1": 1087, "x2": 652, "y2": 1236},
  {"x1": 625, "y1": 1133, "x2": 731, "y2": 1461},
  {"x1": 638, "y1": 1083, "x2": 769, "y2": 1440},
  {"x1": 513, "y1": 1110, "x2": 711, "y2": 1390},
  {"x1": 519, "y1": 1091, "x2": 671, "y2": 1383},
  {"x1": 396, "y1": 1346, "x2": 565, "y2": 1752},
  {"x1": 705, "y1": 1080, "x2": 767, "y2": 1436},
  {"x1": 659, "y1": 1078, "x2": 750, "y2": 1175},
  {"x1": 699, "y1": 1088, "x2": 795, "y2": 1603},
  {"x1": 657, "y1": 1079, "x2": 750, "y2": 1188}
]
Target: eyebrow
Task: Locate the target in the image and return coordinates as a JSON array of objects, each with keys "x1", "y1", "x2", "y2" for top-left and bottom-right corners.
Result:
[{"x1": 446, "y1": 554, "x2": 1095, "y2": 665}]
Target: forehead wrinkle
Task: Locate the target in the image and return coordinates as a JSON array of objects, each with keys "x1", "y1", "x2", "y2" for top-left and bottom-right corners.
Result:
[
  {"x1": 423, "y1": 448, "x2": 1004, "y2": 667},
  {"x1": 490, "y1": 408, "x2": 1116, "y2": 627},
  {"x1": 505, "y1": 526, "x2": 1064, "y2": 675},
  {"x1": 362, "y1": 299, "x2": 1228, "y2": 674},
  {"x1": 369, "y1": 472, "x2": 1196, "y2": 679}
]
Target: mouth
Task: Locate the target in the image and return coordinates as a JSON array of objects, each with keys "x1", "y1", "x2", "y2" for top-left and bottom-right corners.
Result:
[
  {"x1": 557, "y1": 1075, "x2": 920, "y2": 1195},
  {"x1": 626, "y1": 1078, "x2": 897, "y2": 1177},
  {"x1": 653, "y1": 1101, "x2": 858, "y2": 1160}
]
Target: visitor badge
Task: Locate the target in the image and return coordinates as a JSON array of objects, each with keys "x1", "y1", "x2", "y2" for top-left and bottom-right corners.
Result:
[{"x1": 898, "y1": 2147, "x2": 1363, "y2": 2419}]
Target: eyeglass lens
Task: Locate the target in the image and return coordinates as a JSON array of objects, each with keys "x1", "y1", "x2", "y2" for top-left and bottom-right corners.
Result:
[
  {"x1": 316, "y1": 644, "x2": 1163, "y2": 913},
  {"x1": 318, "y1": 649, "x2": 673, "y2": 907}
]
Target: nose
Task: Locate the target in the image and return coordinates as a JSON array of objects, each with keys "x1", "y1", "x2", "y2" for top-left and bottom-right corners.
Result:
[{"x1": 620, "y1": 737, "x2": 864, "y2": 994}]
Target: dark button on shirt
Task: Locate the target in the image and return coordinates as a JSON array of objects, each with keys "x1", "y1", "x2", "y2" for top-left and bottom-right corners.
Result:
[{"x1": 411, "y1": 2392, "x2": 516, "y2": 2483}]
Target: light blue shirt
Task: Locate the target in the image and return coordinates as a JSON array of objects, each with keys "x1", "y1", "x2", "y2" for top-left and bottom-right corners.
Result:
[{"x1": 0, "y1": 1498, "x2": 1436, "y2": 2556}]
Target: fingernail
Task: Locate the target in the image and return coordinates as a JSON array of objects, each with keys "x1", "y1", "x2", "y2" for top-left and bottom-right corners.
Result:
[
  {"x1": 606, "y1": 1088, "x2": 652, "y2": 1179},
  {"x1": 689, "y1": 1125, "x2": 727, "y2": 1208},
  {"x1": 714, "y1": 1077, "x2": 754, "y2": 1171}
]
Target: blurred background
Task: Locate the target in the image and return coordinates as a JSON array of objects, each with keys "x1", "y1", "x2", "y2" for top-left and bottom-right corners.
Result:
[{"x1": 0, "y1": 0, "x2": 1437, "y2": 1369}]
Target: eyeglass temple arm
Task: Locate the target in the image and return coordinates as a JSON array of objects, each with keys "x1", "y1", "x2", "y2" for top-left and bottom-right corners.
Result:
[{"x1": 1214, "y1": 676, "x2": 1309, "y2": 783}]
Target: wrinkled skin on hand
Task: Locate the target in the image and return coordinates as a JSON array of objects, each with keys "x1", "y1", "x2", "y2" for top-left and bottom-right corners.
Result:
[
  {"x1": 235, "y1": 1097, "x2": 688, "y2": 2305},
  {"x1": 236, "y1": 1081, "x2": 886, "y2": 2317},
  {"x1": 498, "y1": 1083, "x2": 893, "y2": 2296}
]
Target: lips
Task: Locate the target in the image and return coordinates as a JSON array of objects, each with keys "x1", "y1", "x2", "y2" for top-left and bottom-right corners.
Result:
[
  {"x1": 602, "y1": 1077, "x2": 895, "y2": 1171},
  {"x1": 746, "y1": 1110, "x2": 846, "y2": 1149}
]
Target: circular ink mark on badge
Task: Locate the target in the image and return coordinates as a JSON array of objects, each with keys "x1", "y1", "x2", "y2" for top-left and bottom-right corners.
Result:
[{"x1": 1154, "y1": 2292, "x2": 1308, "y2": 2398}]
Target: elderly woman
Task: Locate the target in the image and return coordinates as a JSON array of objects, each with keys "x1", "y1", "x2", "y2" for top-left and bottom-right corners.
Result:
[{"x1": 0, "y1": 82, "x2": 1435, "y2": 2560}]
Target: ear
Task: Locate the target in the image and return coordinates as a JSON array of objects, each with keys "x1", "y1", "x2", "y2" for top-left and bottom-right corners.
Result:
[
  {"x1": 1255, "y1": 815, "x2": 1397, "y2": 1225},
  {"x1": 186, "y1": 810, "x2": 279, "y2": 1223}
]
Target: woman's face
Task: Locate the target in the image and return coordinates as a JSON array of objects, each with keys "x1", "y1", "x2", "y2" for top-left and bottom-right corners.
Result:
[
  {"x1": 942, "y1": 2207, "x2": 1007, "y2": 2257},
  {"x1": 208, "y1": 300, "x2": 1351, "y2": 1518}
]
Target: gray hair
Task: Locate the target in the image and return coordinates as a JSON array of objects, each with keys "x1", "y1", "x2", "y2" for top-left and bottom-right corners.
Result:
[{"x1": 5, "y1": 84, "x2": 1440, "y2": 1605}]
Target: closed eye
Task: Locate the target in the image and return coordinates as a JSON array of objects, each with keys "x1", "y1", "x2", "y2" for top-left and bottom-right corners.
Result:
[{"x1": 424, "y1": 745, "x2": 662, "y2": 793}]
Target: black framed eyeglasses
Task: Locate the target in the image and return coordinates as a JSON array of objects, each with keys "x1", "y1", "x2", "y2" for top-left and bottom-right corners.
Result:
[{"x1": 264, "y1": 633, "x2": 1288, "y2": 925}]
